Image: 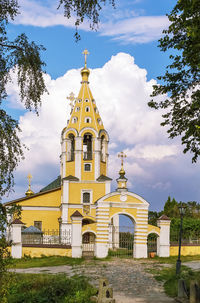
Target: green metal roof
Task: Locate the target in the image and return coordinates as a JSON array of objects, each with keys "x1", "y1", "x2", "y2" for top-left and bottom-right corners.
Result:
[{"x1": 40, "y1": 176, "x2": 61, "y2": 192}]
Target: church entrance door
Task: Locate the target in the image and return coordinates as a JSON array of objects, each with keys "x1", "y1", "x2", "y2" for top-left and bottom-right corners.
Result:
[{"x1": 82, "y1": 232, "x2": 95, "y2": 258}]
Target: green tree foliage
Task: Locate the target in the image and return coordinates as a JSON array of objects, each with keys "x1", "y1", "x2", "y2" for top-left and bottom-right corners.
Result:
[
  {"x1": 163, "y1": 196, "x2": 179, "y2": 218},
  {"x1": 148, "y1": 0, "x2": 200, "y2": 162},
  {"x1": 58, "y1": 0, "x2": 116, "y2": 40},
  {"x1": 0, "y1": 0, "x2": 47, "y2": 197},
  {"x1": 148, "y1": 210, "x2": 163, "y2": 226},
  {"x1": 0, "y1": 203, "x2": 21, "y2": 302}
]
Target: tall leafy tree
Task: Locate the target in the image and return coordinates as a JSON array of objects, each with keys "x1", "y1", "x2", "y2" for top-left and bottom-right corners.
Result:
[
  {"x1": 0, "y1": 0, "x2": 47, "y2": 197},
  {"x1": 148, "y1": 0, "x2": 200, "y2": 162}
]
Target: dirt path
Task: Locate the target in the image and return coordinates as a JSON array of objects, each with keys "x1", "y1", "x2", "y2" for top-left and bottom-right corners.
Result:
[{"x1": 11, "y1": 259, "x2": 175, "y2": 303}]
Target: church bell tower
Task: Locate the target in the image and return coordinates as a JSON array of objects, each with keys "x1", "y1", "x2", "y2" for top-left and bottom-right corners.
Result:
[{"x1": 60, "y1": 50, "x2": 111, "y2": 231}]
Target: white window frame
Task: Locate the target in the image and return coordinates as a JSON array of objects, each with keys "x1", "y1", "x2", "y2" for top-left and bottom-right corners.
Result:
[
  {"x1": 81, "y1": 189, "x2": 93, "y2": 204},
  {"x1": 85, "y1": 106, "x2": 90, "y2": 112},
  {"x1": 84, "y1": 163, "x2": 92, "y2": 172},
  {"x1": 75, "y1": 107, "x2": 80, "y2": 112},
  {"x1": 72, "y1": 117, "x2": 78, "y2": 123},
  {"x1": 85, "y1": 99, "x2": 89, "y2": 102}
]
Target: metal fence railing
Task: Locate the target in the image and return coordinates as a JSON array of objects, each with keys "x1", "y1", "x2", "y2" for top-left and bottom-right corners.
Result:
[
  {"x1": 22, "y1": 229, "x2": 71, "y2": 246},
  {"x1": 170, "y1": 230, "x2": 200, "y2": 245}
]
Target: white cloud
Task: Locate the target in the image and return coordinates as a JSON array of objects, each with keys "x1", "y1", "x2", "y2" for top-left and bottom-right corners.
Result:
[
  {"x1": 13, "y1": 0, "x2": 169, "y2": 44},
  {"x1": 124, "y1": 144, "x2": 179, "y2": 162},
  {"x1": 15, "y1": 0, "x2": 90, "y2": 30},
  {"x1": 100, "y1": 16, "x2": 169, "y2": 44}
]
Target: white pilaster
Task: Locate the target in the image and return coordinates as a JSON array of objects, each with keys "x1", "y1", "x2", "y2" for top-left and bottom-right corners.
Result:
[
  {"x1": 94, "y1": 138, "x2": 101, "y2": 180},
  {"x1": 105, "y1": 181, "x2": 111, "y2": 194},
  {"x1": 75, "y1": 136, "x2": 82, "y2": 179}
]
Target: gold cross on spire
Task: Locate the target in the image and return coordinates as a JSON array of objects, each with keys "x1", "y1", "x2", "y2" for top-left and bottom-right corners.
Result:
[
  {"x1": 82, "y1": 49, "x2": 89, "y2": 67},
  {"x1": 118, "y1": 151, "x2": 127, "y2": 168},
  {"x1": 27, "y1": 173, "x2": 32, "y2": 189}
]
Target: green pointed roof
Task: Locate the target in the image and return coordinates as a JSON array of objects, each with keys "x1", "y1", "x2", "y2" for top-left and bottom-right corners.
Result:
[{"x1": 40, "y1": 176, "x2": 61, "y2": 192}]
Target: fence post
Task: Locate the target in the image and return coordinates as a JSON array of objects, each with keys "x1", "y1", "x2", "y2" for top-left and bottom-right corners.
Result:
[
  {"x1": 157, "y1": 215, "x2": 171, "y2": 257},
  {"x1": 71, "y1": 211, "x2": 83, "y2": 258},
  {"x1": 11, "y1": 219, "x2": 24, "y2": 259}
]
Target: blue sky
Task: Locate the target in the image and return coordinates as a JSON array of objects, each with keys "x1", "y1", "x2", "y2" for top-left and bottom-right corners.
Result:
[{"x1": 3, "y1": 0, "x2": 200, "y2": 211}]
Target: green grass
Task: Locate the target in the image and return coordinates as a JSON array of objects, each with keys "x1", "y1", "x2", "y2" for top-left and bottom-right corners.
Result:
[
  {"x1": 7, "y1": 273, "x2": 97, "y2": 303},
  {"x1": 146, "y1": 264, "x2": 200, "y2": 298},
  {"x1": 8, "y1": 255, "x2": 84, "y2": 269},
  {"x1": 149, "y1": 254, "x2": 200, "y2": 264}
]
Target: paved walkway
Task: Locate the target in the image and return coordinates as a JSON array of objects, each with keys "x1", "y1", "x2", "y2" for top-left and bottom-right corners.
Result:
[{"x1": 11, "y1": 259, "x2": 175, "y2": 303}]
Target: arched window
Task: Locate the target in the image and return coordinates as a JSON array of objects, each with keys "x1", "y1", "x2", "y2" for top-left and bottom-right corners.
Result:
[
  {"x1": 83, "y1": 192, "x2": 90, "y2": 203},
  {"x1": 83, "y1": 133, "x2": 92, "y2": 160},
  {"x1": 101, "y1": 135, "x2": 106, "y2": 162},
  {"x1": 67, "y1": 134, "x2": 75, "y2": 161},
  {"x1": 72, "y1": 117, "x2": 78, "y2": 123},
  {"x1": 85, "y1": 99, "x2": 89, "y2": 103},
  {"x1": 75, "y1": 107, "x2": 80, "y2": 112},
  {"x1": 84, "y1": 163, "x2": 91, "y2": 171},
  {"x1": 85, "y1": 106, "x2": 90, "y2": 112},
  {"x1": 85, "y1": 117, "x2": 91, "y2": 123}
]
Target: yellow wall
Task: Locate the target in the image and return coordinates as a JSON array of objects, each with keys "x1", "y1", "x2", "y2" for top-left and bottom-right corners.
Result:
[
  {"x1": 21, "y1": 210, "x2": 61, "y2": 230},
  {"x1": 81, "y1": 159, "x2": 95, "y2": 181},
  {"x1": 68, "y1": 207, "x2": 96, "y2": 221},
  {"x1": 109, "y1": 207, "x2": 137, "y2": 222},
  {"x1": 66, "y1": 160, "x2": 75, "y2": 177},
  {"x1": 69, "y1": 182, "x2": 105, "y2": 204},
  {"x1": 148, "y1": 224, "x2": 160, "y2": 235},
  {"x1": 82, "y1": 223, "x2": 97, "y2": 234},
  {"x1": 100, "y1": 161, "x2": 106, "y2": 176},
  {"x1": 170, "y1": 245, "x2": 200, "y2": 256},
  {"x1": 22, "y1": 247, "x2": 72, "y2": 257},
  {"x1": 18, "y1": 189, "x2": 61, "y2": 207},
  {"x1": 104, "y1": 194, "x2": 143, "y2": 203}
]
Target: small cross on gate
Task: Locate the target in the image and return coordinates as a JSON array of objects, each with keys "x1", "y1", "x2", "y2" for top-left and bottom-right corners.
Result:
[{"x1": 118, "y1": 151, "x2": 127, "y2": 167}]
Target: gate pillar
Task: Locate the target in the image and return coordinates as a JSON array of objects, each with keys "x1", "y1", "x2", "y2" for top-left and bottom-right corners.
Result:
[
  {"x1": 95, "y1": 205, "x2": 109, "y2": 258},
  {"x1": 11, "y1": 219, "x2": 24, "y2": 259},
  {"x1": 71, "y1": 211, "x2": 83, "y2": 258},
  {"x1": 134, "y1": 228, "x2": 147, "y2": 258},
  {"x1": 157, "y1": 215, "x2": 171, "y2": 257}
]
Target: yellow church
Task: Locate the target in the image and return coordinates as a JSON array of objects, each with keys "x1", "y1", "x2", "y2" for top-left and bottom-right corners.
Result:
[{"x1": 5, "y1": 50, "x2": 171, "y2": 259}]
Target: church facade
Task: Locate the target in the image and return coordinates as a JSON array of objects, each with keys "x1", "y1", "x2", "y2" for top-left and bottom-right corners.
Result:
[{"x1": 5, "y1": 51, "x2": 170, "y2": 259}]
